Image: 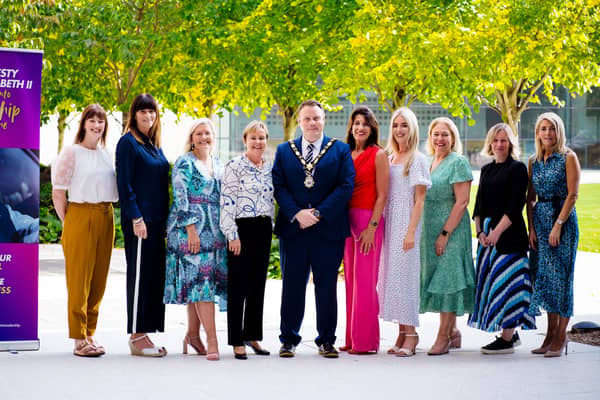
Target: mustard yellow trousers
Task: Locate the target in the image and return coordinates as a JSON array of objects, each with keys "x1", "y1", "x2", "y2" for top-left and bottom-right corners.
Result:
[{"x1": 62, "y1": 202, "x2": 114, "y2": 339}]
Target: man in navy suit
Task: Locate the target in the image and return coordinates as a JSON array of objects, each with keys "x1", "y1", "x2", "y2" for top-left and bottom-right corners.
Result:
[{"x1": 272, "y1": 99, "x2": 355, "y2": 358}]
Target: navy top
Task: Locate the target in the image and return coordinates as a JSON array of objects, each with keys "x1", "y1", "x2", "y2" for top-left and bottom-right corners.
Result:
[
  {"x1": 115, "y1": 132, "x2": 170, "y2": 222},
  {"x1": 473, "y1": 156, "x2": 529, "y2": 254}
]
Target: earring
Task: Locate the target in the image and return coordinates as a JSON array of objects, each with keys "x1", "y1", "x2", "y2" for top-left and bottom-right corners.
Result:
[{"x1": 191, "y1": 143, "x2": 195, "y2": 150}]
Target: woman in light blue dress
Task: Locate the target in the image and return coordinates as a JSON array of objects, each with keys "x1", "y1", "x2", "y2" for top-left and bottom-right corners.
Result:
[
  {"x1": 527, "y1": 112, "x2": 580, "y2": 358},
  {"x1": 164, "y1": 118, "x2": 227, "y2": 361}
]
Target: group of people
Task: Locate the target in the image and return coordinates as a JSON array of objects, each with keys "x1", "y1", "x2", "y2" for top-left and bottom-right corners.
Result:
[{"x1": 51, "y1": 95, "x2": 580, "y2": 361}]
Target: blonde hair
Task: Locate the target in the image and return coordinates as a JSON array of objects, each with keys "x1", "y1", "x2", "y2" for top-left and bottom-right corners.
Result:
[
  {"x1": 184, "y1": 118, "x2": 216, "y2": 153},
  {"x1": 481, "y1": 123, "x2": 520, "y2": 159},
  {"x1": 426, "y1": 117, "x2": 463, "y2": 155},
  {"x1": 386, "y1": 107, "x2": 420, "y2": 176},
  {"x1": 533, "y1": 112, "x2": 568, "y2": 161},
  {"x1": 242, "y1": 120, "x2": 270, "y2": 141}
]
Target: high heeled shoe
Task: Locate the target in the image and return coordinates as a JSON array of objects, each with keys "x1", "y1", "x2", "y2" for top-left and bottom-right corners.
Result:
[
  {"x1": 183, "y1": 335, "x2": 207, "y2": 355},
  {"x1": 387, "y1": 331, "x2": 406, "y2": 355},
  {"x1": 206, "y1": 338, "x2": 219, "y2": 361},
  {"x1": 233, "y1": 346, "x2": 248, "y2": 360},
  {"x1": 449, "y1": 330, "x2": 462, "y2": 349},
  {"x1": 531, "y1": 337, "x2": 553, "y2": 354},
  {"x1": 245, "y1": 341, "x2": 270, "y2": 356},
  {"x1": 396, "y1": 334, "x2": 419, "y2": 357},
  {"x1": 544, "y1": 338, "x2": 568, "y2": 358},
  {"x1": 428, "y1": 336, "x2": 450, "y2": 356},
  {"x1": 128, "y1": 334, "x2": 167, "y2": 357}
]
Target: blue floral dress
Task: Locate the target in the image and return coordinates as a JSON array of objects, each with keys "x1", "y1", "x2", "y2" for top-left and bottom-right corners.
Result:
[
  {"x1": 164, "y1": 152, "x2": 227, "y2": 311},
  {"x1": 529, "y1": 152, "x2": 578, "y2": 317}
]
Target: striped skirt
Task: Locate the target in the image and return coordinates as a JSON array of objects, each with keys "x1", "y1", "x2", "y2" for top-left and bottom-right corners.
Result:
[{"x1": 468, "y1": 221, "x2": 537, "y2": 332}]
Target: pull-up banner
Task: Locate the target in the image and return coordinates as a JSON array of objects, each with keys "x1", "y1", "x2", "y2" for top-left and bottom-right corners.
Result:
[{"x1": 0, "y1": 47, "x2": 43, "y2": 351}]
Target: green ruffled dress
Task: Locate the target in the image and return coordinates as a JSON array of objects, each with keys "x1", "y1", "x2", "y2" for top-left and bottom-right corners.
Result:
[{"x1": 419, "y1": 151, "x2": 475, "y2": 315}]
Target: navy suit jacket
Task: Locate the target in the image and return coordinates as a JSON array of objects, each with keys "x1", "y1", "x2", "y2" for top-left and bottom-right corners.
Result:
[{"x1": 272, "y1": 135, "x2": 355, "y2": 241}]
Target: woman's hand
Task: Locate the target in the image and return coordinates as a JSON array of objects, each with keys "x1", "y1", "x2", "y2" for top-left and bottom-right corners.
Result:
[
  {"x1": 435, "y1": 234, "x2": 449, "y2": 256},
  {"x1": 403, "y1": 230, "x2": 415, "y2": 251},
  {"x1": 528, "y1": 228, "x2": 537, "y2": 251},
  {"x1": 358, "y1": 227, "x2": 376, "y2": 254},
  {"x1": 486, "y1": 229, "x2": 502, "y2": 247},
  {"x1": 133, "y1": 219, "x2": 148, "y2": 239},
  {"x1": 186, "y1": 224, "x2": 200, "y2": 254},
  {"x1": 477, "y1": 232, "x2": 488, "y2": 247},
  {"x1": 549, "y1": 224, "x2": 562, "y2": 247},
  {"x1": 228, "y1": 239, "x2": 241, "y2": 256}
]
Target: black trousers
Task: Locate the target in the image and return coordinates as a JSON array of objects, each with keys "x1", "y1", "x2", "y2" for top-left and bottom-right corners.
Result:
[
  {"x1": 122, "y1": 219, "x2": 166, "y2": 334},
  {"x1": 227, "y1": 217, "x2": 272, "y2": 346}
]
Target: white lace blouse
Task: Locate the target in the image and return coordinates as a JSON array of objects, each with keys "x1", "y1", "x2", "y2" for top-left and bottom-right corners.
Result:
[{"x1": 51, "y1": 144, "x2": 118, "y2": 203}]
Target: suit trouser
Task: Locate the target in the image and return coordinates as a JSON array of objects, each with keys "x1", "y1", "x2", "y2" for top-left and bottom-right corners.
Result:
[
  {"x1": 279, "y1": 232, "x2": 345, "y2": 346},
  {"x1": 227, "y1": 216, "x2": 272, "y2": 346},
  {"x1": 343, "y1": 208, "x2": 384, "y2": 352},
  {"x1": 62, "y1": 202, "x2": 114, "y2": 339},
  {"x1": 122, "y1": 219, "x2": 166, "y2": 334}
]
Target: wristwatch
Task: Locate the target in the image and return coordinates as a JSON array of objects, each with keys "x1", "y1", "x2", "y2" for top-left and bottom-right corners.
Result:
[
  {"x1": 441, "y1": 229, "x2": 449, "y2": 236},
  {"x1": 312, "y1": 209, "x2": 321, "y2": 219},
  {"x1": 556, "y1": 219, "x2": 564, "y2": 226},
  {"x1": 370, "y1": 220, "x2": 378, "y2": 227}
]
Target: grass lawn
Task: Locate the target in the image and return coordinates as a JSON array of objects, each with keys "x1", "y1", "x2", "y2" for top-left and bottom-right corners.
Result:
[{"x1": 468, "y1": 183, "x2": 600, "y2": 253}]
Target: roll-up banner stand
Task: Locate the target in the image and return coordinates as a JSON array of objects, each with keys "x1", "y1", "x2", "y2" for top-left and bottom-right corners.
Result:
[{"x1": 0, "y1": 47, "x2": 43, "y2": 352}]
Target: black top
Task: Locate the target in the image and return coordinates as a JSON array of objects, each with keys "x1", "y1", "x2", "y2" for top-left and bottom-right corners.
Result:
[{"x1": 473, "y1": 156, "x2": 528, "y2": 254}]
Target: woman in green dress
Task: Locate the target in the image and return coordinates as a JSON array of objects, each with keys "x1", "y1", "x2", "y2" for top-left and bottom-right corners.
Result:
[{"x1": 420, "y1": 117, "x2": 475, "y2": 356}]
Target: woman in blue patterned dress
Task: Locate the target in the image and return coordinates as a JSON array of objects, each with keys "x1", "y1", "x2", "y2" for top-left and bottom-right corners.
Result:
[
  {"x1": 527, "y1": 112, "x2": 580, "y2": 358},
  {"x1": 164, "y1": 118, "x2": 227, "y2": 361}
]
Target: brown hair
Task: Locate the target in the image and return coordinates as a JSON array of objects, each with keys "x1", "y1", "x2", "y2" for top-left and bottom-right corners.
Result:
[
  {"x1": 124, "y1": 93, "x2": 162, "y2": 147},
  {"x1": 74, "y1": 103, "x2": 108, "y2": 146},
  {"x1": 243, "y1": 120, "x2": 270, "y2": 141},
  {"x1": 345, "y1": 106, "x2": 379, "y2": 151},
  {"x1": 297, "y1": 99, "x2": 325, "y2": 119}
]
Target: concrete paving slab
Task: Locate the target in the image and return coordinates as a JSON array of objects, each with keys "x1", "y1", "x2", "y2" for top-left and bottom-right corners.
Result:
[{"x1": 1, "y1": 244, "x2": 599, "y2": 400}]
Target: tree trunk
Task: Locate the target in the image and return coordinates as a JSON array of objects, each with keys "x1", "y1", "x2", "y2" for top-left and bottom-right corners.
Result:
[
  {"x1": 282, "y1": 105, "x2": 297, "y2": 141},
  {"x1": 121, "y1": 110, "x2": 129, "y2": 133},
  {"x1": 57, "y1": 109, "x2": 68, "y2": 152}
]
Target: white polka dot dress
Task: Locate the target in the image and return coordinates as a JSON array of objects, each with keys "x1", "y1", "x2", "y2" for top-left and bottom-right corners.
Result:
[{"x1": 378, "y1": 152, "x2": 431, "y2": 326}]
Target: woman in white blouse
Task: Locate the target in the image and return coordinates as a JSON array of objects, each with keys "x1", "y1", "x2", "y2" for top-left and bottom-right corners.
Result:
[
  {"x1": 220, "y1": 120, "x2": 275, "y2": 359},
  {"x1": 52, "y1": 104, "x2": 118, "y2": 357}
]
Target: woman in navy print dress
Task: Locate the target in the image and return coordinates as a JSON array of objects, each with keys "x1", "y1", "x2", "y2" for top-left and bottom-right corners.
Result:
[
  {"x1": 164, "y1": 118, "x2": 227, "y2": 361},
  {"x1": 527, "y1": 112, "x2": 580, "y2": 358}
]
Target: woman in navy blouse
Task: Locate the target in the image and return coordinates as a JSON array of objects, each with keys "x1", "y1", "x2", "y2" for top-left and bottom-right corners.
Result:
[
  {"x1": 220, "y1": 120, "x2": 275, "y2": 359},
  {"x1": 116, "y1": 93, "x2": 170, "y2": 357}
]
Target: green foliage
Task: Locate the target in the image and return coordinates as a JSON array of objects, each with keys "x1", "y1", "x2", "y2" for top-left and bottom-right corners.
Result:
[
  {"x1": 39, "y1": 205, "x2": 62, "y2": 243},
  {"x1": 268, "y1": 236, "x2": 281, "y2": 279}
]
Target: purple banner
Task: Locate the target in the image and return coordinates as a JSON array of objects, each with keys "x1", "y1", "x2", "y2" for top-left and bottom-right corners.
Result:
[{"x1": 0, "y1": 48, "x2": 42, "y2": 350}]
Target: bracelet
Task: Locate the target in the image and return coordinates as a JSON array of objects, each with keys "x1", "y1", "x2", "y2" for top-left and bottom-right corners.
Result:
[{"x1": 133, "y1": 217, "x2": 144, "y2": 225}]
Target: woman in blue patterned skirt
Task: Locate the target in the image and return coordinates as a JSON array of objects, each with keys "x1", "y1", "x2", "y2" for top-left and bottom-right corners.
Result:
[
  {"x1": 527, "y1": 112, "x2": 580, "y2": 358},
  {"x1": 468, "y1": 123, "x2": 536, "y2": 354},
  {"x1": 164, "y1": 118, "x2": 227, "y2": 361}
]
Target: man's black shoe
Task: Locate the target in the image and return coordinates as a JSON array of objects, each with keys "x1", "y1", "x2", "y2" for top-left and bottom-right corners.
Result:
[
  {"x1": 318, "y1": 343, "x2": 339, "y2": 358},
  {"x1": 279, "y1": 343, "x2": 296, "y2": 358},
  {"x1": 481, "y1": 336, "x2": 514, "y2": 354}
]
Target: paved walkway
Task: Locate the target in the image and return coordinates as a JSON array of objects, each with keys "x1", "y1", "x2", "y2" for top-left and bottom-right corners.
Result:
[{"x1": 1, "y1": 244, "x2": 599, "y2": 399}]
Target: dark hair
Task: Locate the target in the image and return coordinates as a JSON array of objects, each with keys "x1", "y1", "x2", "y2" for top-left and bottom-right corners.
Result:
[
  {"x1": 345, "y1": 106, "x2": 380, "y2": 150},
  {"x1": 124, "y1": 93, "x2": 161, "y2": 147},
  {"x1": 74, "y1": 103, "x2": 108, "y2": 146},
  {"x1": 297, "y1": 99, "x2": 324, "y2": 117}
]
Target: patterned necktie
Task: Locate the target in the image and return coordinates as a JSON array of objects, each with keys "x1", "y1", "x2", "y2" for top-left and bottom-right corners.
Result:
[{"x1": 306, "y1": 143, "x2": 315, "y2": 164}]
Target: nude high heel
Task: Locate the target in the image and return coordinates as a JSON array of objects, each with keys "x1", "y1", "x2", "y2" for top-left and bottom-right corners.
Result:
[
  {"x1": 428, "y1": 336, "x2": 450, "y2": 356},
  {"x1": 449, "y1": 330, "x2": 462, "y2": 349},
  {"x1": 544, "y1": 338, "x2": 568, "y2": 358},
  {"x1": 396, "y1": 334, "x2": 419, "y2": 357},
  {"x1": 206, "y1": 338, "x2": 219, "y2": 361},
  {"x1": 183, "y1": 335, "x2": 207, "y2": 355},
  {"x1": 387, "y1": 331, "x2": 406, "y2": 355}
]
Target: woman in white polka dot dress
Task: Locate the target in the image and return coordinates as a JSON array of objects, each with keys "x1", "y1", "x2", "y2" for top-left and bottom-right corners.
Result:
[{"x1": 378, "y1": 107, "x2": 431, "y2": 357}]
